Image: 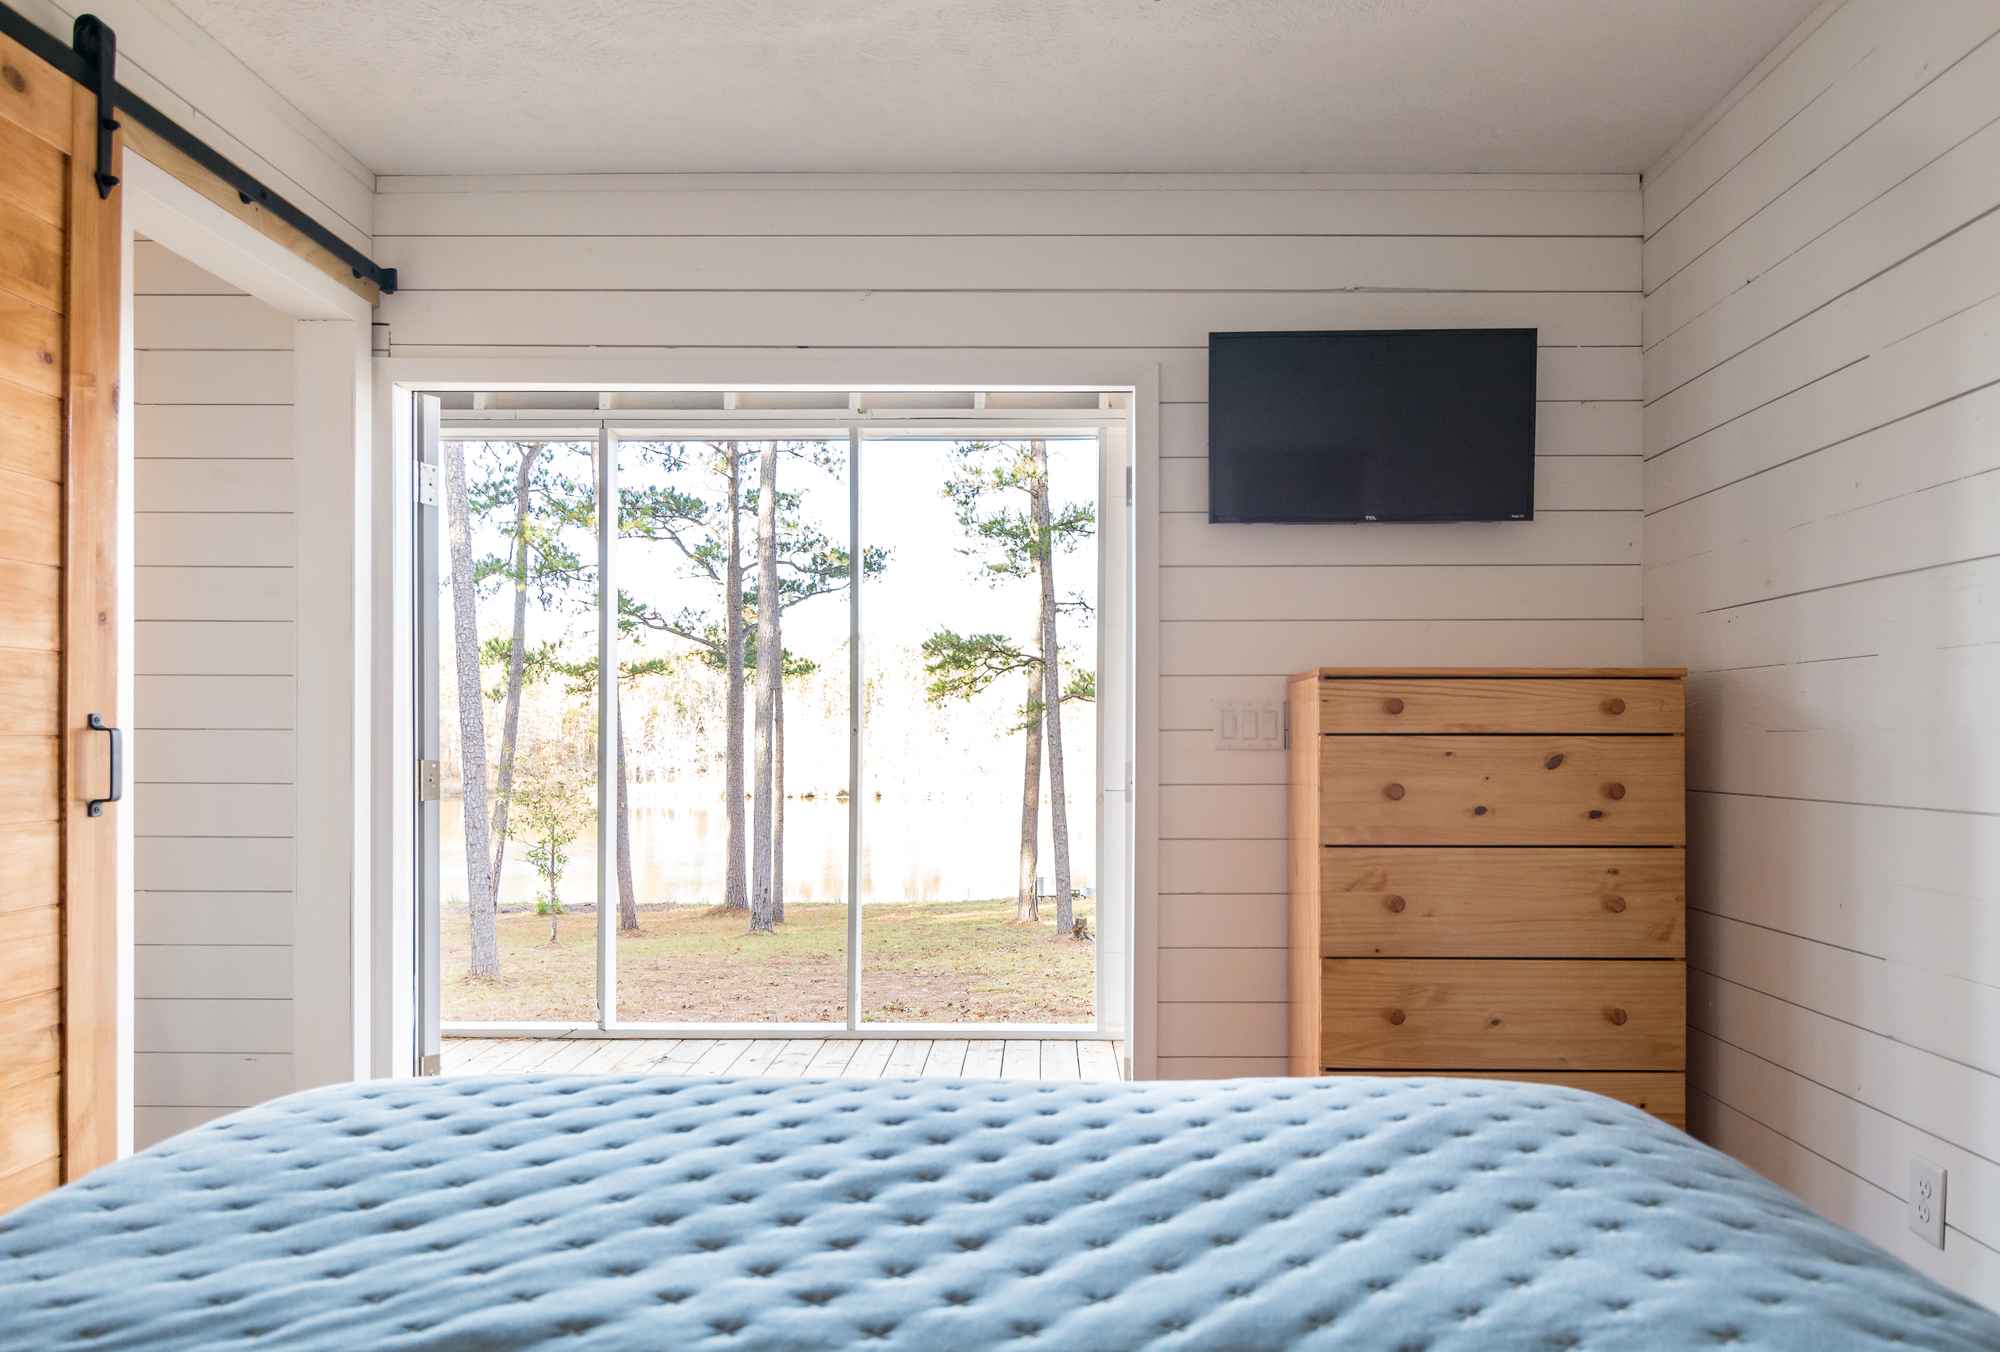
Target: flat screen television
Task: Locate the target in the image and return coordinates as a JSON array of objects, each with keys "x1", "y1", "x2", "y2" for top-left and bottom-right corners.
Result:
[{"x1": 1208, "y1": 328, "x2": 1537, "y2": 523}]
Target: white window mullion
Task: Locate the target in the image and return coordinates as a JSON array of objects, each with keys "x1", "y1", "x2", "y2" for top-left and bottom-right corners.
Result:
[
  {"x1": 596, "y1": 424, "x2": 618, "y2": 1028},
  {"x1": 846, "y1": 430, "x2": 864, "y2": 1033}
]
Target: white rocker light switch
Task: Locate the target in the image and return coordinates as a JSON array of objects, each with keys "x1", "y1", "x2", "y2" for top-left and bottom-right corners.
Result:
[{"x1": 1213, "y1": 699, "x2": 1285, "y2": 751}]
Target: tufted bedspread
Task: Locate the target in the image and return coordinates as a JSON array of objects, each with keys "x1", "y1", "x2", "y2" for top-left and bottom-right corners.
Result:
[{"x1": 3, "y1": 1075, "x2": 1996, "y2": 1351}]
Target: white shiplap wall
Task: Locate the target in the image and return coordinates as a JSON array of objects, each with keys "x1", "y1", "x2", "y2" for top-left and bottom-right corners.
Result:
[
  {"x1": 373, "y1": 172, "x2": 1645, "y2": 1075},
  {"x1": 1641, "y1": 0, "x2": 2000, "y2": 1305},
  {"x1": 132, "y1": 241, "x2": 298, "y2": 1148}
]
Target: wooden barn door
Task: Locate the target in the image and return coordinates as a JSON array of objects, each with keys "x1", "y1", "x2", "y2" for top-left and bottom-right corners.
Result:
[{"x1": 0, "y1": 26, "x2": 121, "y2": 1211}]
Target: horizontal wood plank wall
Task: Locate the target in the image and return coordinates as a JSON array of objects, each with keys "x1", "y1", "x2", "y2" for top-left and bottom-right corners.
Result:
[
  {"x1": 132, "y1": 241, "x2": 297, "y2": 1149},
  {"x1": 375, "y1": 172, "x2": 1645, "y2": 1080},
  {"x1": 1641, "y1": 0, "x2": 2000, "y2": 1307}
]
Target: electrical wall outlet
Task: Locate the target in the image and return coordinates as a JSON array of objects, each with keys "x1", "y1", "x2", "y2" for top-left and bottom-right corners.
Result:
[
  {"x1": 1910, "y1": 1154, "x2": 1947, "y2": 1249},
  {"x1": 1213, "y1": 699, "x2": 1285, "y2": 751}
]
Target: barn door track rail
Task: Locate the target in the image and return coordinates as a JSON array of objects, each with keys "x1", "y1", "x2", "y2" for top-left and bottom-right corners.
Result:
[{"x1": 0, "y1": 3, "x2": 397, "y2": 300}]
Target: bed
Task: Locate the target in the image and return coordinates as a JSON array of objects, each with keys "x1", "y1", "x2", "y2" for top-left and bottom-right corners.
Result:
[{"x1": 3, "y1": 1075, "x2": 1994, "y2": 1350}]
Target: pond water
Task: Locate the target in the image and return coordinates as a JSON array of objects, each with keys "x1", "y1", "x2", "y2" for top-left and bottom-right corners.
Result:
[{"x1": 442, "y1": 791, "x2": 1096, "y2": 911}]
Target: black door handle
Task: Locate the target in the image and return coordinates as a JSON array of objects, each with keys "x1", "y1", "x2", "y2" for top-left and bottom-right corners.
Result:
[{"x1": 87, "y1": 713, "x2": 121, "y2": 817}]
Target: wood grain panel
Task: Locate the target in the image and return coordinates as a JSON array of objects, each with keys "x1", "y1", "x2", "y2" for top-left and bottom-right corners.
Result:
[
  {"x1": 0, "y1": 377, "x2": 60, "y2": 482},
  {"x1": 0, "y1": 736, "x2": 57, "y2": 824},
  {"x1": 0, "y1": 556, "x2": 58, "y2": 650},
  {"x1": 1288, "y1": 670, "x2": 1323, "y2": 1077},
  {"x1": 0, "y1": 1072, "x2": 58, "y2": 1185},
  {"x1": 0, "y1": 465, "x2": 61, "y2": 565},
  {"x1": 0, "y1": 31, "x2": 71, "y2": 152},
  {"x1": 1321, "y1": 847, "x2": 1684, "y2": 958},
  {"x1": 121, "y1": 121, "x2": 378, "y2": 307},
  {"x1": 0, "y1": 290, "x2": 61, "y2": 397},
  {"x1": 1304, "y1": 667, "x2": 1683, "y2": 679},
  {"x1": 0, "y1": 189, "x2": 62, "y2": 313},
  {"x1": 0, "y1": 905, "x2": 59, "y2": 998},
  {"x1": 0, "y1": 989, "x2": 60, "y2": 1091},
  {"x1": 1321, "y1": 958, "x2": 1685, "y2": 1071},
  {"x1": 0, "y1": 819, "x2": 56, "y2": 915},
  {"x1": 1320, "y1": 677, "x2": 1683, "y2": 734},
  {"x1": 1320, "y1": 735, "x2": 1685, "y2": 846},
  {"x1": 62, "y1": 89, "x2": 122, "y2": 1181},
  {"x1": 0, "y1": 1155, "x2": 59, "y2": 1215},
  {"x1": 0, "y1": 646, "x2": 56, "y2": 736},
  {"x1": 0, "y1": 110, "x2": 64, "y2": 227},
  {"x1": 1340, "y1": 1069, "x2": 1685, "y2": 1127}
]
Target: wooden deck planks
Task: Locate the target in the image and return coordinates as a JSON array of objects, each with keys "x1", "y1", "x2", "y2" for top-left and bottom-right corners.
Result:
[
  {"x1": 963, "y1": 1040, "x2": 1007, "y2": 1078},
  {"x1": 440, "y1": 1036, "x2": 1127, "y2": 1082}
]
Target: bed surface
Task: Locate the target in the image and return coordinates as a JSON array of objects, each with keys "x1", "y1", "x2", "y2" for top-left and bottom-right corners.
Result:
[{"x1": 3, "y1": 1074, "x2": 1995, "y2": 1351}]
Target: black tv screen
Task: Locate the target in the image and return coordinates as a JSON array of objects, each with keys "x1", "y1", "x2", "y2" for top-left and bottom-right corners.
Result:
[{"x1": 1208, "y1": 328, "x2": 1537, "y2": 523}]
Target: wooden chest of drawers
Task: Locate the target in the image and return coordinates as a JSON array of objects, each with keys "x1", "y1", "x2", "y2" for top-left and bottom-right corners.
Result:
[{"x1": 1288, "y1": 668, "x2": 1688, "y2": 1126}]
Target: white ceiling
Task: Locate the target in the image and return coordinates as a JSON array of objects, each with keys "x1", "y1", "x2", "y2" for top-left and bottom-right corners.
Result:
[{"x1": 169, "y1": 0, "x2": 1825, "y2": 178}]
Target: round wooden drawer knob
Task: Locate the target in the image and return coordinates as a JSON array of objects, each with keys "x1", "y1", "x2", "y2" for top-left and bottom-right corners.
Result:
[
  {"x1": 1385, "y1": 783, "x2": 1405, "y2": 801},
  {"x1": 1606, "y1": 1007, "x2": 1628, "y2": 1026},
  {"x1": 1387, "y1": 1009, "x2": 1406, "y2": 1025},
  {"x1": 1384, "y1": 895, "x2": 1406, "y2": 913},
  {"x1": 1606, "y1": 783, "x2": 1626, "y2": 800},
  {"x1": 1385, "y1": 698, "x2": 1404, "y2": 714},
  {"x1": 1605, "y1": 698, "x2": 1626, "y2": 714},
  {"x1": 1604, "y1": 895, "x2": 1627, "y2": 913}
]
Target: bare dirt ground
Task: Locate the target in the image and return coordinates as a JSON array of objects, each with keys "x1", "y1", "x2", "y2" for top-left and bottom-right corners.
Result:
[{"x1": 440, "y1": 898, "x2": 1096, "y2": 1024}]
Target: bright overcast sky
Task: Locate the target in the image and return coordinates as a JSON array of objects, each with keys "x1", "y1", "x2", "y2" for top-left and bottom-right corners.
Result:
[{"x1": 452, "y1": 436, "x2": 1101, "y2": 665}]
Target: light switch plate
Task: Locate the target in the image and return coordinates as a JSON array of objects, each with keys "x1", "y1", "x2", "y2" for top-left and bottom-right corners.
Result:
[
  {"x1": 1910, "y1": 1154, "x2": 1947, "y2": 1249},
  {"x1": 1213, "y1": 699, "x2": 1285, "y2": 751}
]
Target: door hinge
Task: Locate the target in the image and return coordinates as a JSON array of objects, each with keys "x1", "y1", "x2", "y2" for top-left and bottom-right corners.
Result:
[
  {"x1": 417, "y1": 1053, "x2": 441, "y2": 1076},
  {"x1": 1126, "y1": 465, "x2": 1134, "y2": 507},
  {"x1": 417, "y1": 759, "x2": 441, "y2": 801},
  {"x1": 416, "y1": 463, "x2": 439, "y2": 507}
]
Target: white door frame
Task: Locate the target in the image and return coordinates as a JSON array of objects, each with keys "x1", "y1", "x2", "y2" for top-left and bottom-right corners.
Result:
[
  {"x1": 119, "y1": 154, "x2": 374, "y2": 1153},
  {"x1": 371, "y1": 357, "x2": 1162, "y2": 1079}
]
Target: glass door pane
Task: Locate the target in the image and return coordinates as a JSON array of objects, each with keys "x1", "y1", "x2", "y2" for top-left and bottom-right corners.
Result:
[
  {"x1": 437, "y1": 438, "x2": 602, "y2": 1023},
  {"x1": 611, "y1": 439, "x2": 851, "y2": 1024},
  {"x1": 857, "y1": 437, "x2": 1099, "y2": 1025}
]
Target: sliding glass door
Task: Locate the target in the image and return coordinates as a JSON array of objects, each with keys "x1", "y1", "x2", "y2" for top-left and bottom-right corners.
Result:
[
  {"x1": 856, "y1": 437, "x2": 1100, "y2": 1024},
  {"x1": 608, "y1": 436, "x2": 853, "y2": 1024},
  {"x1": 416, "y1": 396, "x2": 1129, "y2": 1047}
]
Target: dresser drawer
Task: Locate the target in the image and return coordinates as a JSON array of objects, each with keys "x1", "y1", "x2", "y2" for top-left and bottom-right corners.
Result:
[
  {"x1": 1320, "y1": 958, "x2": 1685, "y2": 1071},
  {"x1": 1319, "y1": 735, "x2": 1685, "y2": 845},
  {"x1": 1337, "y1": 1070, "x2": 1686, "y2": 1127},
  {"x1": 1321, "y1": 848, "x2": 1683, "y2": 958},
  {"x1": 1321, "y1": 678, "x2": 1683, "y2": 734}
]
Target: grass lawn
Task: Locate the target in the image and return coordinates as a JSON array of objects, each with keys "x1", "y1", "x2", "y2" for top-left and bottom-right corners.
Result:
[{"x1": 440, "y1": 897, "x2": 1096, "y2": 1025}]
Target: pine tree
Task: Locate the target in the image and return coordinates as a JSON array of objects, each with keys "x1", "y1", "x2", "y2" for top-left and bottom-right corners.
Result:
[
  {"x1": 928, "y1": 439, "x2": 1095, "y2": 932},
  {"x1": 618, "y1": 440, "x2": 880, "y2": 923}
]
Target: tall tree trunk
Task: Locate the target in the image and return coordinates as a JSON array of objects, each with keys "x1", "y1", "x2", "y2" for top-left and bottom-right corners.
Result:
[
  {"x1": 773, "y1": 670, "x2": 785, "y2": 924},
  {"x1": 488, "y1": 443, "x2": 542, "y2": 886},
  {"x1": 1032, "y1": 440, "x2": 1074, "y2": 937},
  {"x1": 1017, "y1": 661, "x2": 1042, "y2": 924},
  {"x1": 750, "y1": 441, "x2": 780, "y2": 933},
  {"x1": 723, "y1": 443, "x2": 749, "y2": 913},
  {"x1": 444, "y1": 441, "x2": 498, "y2": 978},
  {"x1": 616, "y1": 688, "x2": 638, "y2": 931}
]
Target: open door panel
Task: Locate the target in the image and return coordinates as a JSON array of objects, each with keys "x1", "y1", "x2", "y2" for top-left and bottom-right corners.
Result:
[{"x1": 0, "y1": 23, "x2": 122, "y2": 1211}]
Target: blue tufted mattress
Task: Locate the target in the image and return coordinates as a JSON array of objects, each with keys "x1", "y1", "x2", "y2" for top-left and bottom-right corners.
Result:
[{"x1": 3, "y1": 1075, "x2": 1996, "y2": 1351}]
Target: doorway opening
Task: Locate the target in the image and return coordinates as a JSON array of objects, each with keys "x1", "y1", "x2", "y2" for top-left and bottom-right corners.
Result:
[{"x1": 414, "y1": 389, "x2": 1133, "y2": 1054}]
